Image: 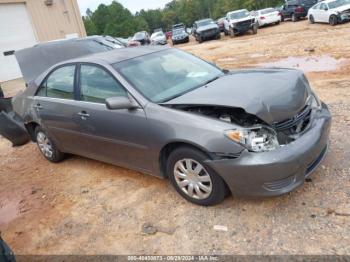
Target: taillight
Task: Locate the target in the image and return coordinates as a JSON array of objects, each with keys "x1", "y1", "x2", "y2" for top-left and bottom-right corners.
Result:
[
  {"x1": 260, "y1": 16, "x2": 265, "y2": 20},
  {"x1": 278, "y1": 11, "x2": 282, "y2": 16},
  {"x1": 295, "y1": 6, "x2": 305, "y2": 12}
]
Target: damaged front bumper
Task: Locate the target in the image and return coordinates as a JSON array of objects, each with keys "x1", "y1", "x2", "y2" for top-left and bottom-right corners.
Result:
[
  {"x1": 0, "y1": 97, "x2": 30, "y2": 146},
  {"x1": 206, "y1": 102, "x2": 332, "y2": 197},
  {"x1": 338, "y1": 12, "x2": 350, "y2": 22}
]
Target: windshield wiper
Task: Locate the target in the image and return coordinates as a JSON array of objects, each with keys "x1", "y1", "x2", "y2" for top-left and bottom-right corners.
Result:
[
  {"x1": 159, "y1": 75, "x2": 222, "y2": 103},
  {"x1": 202, "y1": 75, "x2": 220, "y2": 86}
]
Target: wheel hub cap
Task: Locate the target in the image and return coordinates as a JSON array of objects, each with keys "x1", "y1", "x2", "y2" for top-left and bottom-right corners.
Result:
[
  {"x1": 174, "y1": 159, "x2": 212, "y2": 200},
  {"x1": 37, "y1": 132, "x2": 53, "y2": 158}
]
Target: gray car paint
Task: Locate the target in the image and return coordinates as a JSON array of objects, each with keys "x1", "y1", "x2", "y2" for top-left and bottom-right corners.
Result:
[
  {"x1": 164, "y1": 69, "x2": 310, "y2": 124},
  {"x1": 8, "y1": 46, "x2": 331, "y2": 197}
]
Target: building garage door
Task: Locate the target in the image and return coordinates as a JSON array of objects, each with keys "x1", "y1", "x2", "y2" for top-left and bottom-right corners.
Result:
[{"x1": 0, "y1": 3, "x2": 37, "y2": 82}]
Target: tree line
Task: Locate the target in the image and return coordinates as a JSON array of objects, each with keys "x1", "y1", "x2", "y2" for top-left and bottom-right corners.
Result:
[{"x1": 83, "y1": 0, "x2": 284, "y2": 38}]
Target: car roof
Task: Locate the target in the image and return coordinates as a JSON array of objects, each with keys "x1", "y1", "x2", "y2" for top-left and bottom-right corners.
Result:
[
  {"x1": 67, "y1": 46, "x2": 169, "y2": 65},
  {"x1": 195, "y1": 18, "x2": 213, "y2": 23},
  {"x1": 227, "y1": 9, "x2": 248, "y2": 14}
]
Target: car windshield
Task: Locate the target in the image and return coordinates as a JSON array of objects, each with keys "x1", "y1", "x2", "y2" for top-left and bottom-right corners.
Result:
[
  {"x1": 197, "y1": 19, "x2": 214, "y2": 26},
  {"x1": 261, "y1": 8, "x2": 276, "y2": 14},
  {"x1": 133, "y1": 32, "x2": 145, "y2": 39},
  {"x1": 230, "y1": 10, "x2": 250, "y2": 19},
  {"x1": 113, "y1": 49, "x2": 224, "y2": 103},
  {"x1": 328, "y1": 0, "x2": 350, "y2": 8},
  {"x1": 173, "y1": 28, "x2": 186, "y2": 35},
  {"x1": 153, "y1": 32, "x2": 164, "y2": 37}
]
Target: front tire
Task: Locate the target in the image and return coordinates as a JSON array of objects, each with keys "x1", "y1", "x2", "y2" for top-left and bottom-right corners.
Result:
[
  {"x1": 309, "y1": 15, "x2": 315, "y2": 24},
  {"x1": 329, "y1": 15, "x2": 338, "y2": 26},
  {"x1": 35, "y1": 126, "x2": 65, "y2": 163},
  {"x1": 167, "y1": 147, "x2": 228, "y2": 206},
  {"x1": 229, "y1": 27, "x2": 235, "y2": 38},
  {"x1": 252, "y1": 23, "x2": 258, "y2": 34}
]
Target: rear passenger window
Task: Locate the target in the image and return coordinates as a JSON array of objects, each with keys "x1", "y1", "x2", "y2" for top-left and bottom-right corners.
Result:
[
  {"x1": 45, "y1": 65, "x2": 75, "y2": 99},
  {"x1": 79, "y1": 65, "x2": 127, "y2": 103}
]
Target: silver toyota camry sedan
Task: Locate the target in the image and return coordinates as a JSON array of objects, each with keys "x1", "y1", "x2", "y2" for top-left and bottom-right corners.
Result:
[{"x1": 2, "y1": 46, "x2": 331, "y2": 206}]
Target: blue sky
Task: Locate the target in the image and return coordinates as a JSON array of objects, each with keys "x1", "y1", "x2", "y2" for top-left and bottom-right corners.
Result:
[{"x1": 78, "y1": 0, "x2": 171, "y2": 15}]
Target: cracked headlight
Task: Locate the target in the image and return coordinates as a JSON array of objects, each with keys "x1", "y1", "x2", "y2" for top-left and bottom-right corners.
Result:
[
  {"x1": 225, "y1": 126, "x2": 280, "y2": 152},
  {"x1": 307, "y1": 93, "x2": 321, "y2": 110}
]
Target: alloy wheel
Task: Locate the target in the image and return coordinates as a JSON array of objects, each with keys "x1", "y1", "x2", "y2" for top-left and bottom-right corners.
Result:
[
  {"x1": 37, "y1": 131, "x2": 53, "y2": 158},
  {"x1": 173, "y1": 158, "x2": 212, "y2": 200}
]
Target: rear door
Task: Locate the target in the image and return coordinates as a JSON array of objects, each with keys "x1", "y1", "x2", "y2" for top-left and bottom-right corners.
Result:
[
  {"x1": 74, "y1": 63, "x2": 153, "y2": 172},
  {"x1": 34, "y1": 64, "x2": 84, "y2": 154}
]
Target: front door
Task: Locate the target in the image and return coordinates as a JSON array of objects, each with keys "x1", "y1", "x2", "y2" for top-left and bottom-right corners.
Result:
[{"x1": 74, "y1": 64, "x2": 153, "y2": 173}]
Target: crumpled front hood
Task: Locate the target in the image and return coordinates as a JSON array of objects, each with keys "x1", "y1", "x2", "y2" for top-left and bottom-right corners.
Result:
[
  {"x1": 197, "y1": 24, "x2": 219, "y2": 32},
  {"x1": 165, "y1": 69, "x2": 310, "y2": 124}
]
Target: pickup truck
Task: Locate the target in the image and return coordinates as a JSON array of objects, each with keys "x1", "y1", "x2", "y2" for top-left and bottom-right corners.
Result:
[{"x1": 224, "y1": 9, "x2": 258, "y2": 36}]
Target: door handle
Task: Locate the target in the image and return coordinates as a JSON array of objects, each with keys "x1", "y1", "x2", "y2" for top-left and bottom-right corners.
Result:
[
  {"x1": 78, "y1": 111, "x2": 90, "y2": 120},
  {"x1": 34, "y1": 104, "x2": 43, "y2": 110}
]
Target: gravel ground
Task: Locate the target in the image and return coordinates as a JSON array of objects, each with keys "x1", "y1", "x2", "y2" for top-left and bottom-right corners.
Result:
[{"x1": 0, "y1": 20, "x2": 349, "y2": 255}]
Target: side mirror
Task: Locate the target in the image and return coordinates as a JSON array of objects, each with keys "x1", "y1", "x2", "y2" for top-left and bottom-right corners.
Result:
[
  {"x1": 105, "y1": 96, "x2": 139, "y2": 110},
  {"x1": 324, "y1": 7, "x2": 328, "y2": 11}
]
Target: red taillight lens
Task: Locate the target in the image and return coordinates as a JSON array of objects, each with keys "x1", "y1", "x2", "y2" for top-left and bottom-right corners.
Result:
[
  {"x1": 260, "y1": 16, "x2": 265, "y2": 20},
  {"x1": 295, "y1": 6, "x2": 305, "y2": 12}
]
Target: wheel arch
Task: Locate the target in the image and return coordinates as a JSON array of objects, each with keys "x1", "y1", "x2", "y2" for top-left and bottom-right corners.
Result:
[
  {"x1": 159, "y1": 141, "x2": 214, "y2": 178},
  {"x1": 24, "y1": 121, "x2": 40, "y2": 142}
]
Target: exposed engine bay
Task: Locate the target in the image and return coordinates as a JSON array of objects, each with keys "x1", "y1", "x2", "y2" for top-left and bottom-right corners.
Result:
[{"x1": 168, "y1": 105, "x2": 313, "y2": 150}]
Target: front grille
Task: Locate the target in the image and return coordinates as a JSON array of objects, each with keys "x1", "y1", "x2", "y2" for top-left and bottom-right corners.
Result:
[
  {"x1": 203, "y1": 29, "x2": 216, "y2": 36},
  {"x1": 237, "y1": 20, "x2": 252, "y2": 27},
  {"x1": 274, "y1": 106, "x2": 312, "y2": 134}
]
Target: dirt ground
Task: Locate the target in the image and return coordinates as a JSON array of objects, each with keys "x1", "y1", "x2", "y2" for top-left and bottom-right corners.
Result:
[{"x1": 0, "y1": 20, "x2": 350, "y2": 255}]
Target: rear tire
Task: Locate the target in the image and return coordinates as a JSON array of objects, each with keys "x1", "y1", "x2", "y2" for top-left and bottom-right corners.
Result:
[
  {"x1": 329, "y1": 15, "x2": 338, "y2": 26},
  {"x1": 292, "y1": 13, "x2": 298, "y2": 22},
  {"x1": 309, "y1": 15, "x2": 315, "y2": 24},
  {"x1": 35, "y1": 126, "x2": 65, "y2": 163},
  {"x1": 167, "y1": 147, "x2": 228, "y2": 206}
]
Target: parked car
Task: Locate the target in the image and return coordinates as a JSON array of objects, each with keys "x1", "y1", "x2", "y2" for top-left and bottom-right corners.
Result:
[
  {"x1": 132, "y1": 31, "x2": 151, "y2": 45},
  {"x1": 171, "y1": 24, "x2": 189, "y2": 45},
  {"x1": 224, "y1": 9, "x2": 258, "y2": 36},
  {"x1": 193, "y1": 18, "x2": 221, "y2": 43},
  {"x1": 3, "y1": 46, "x2": 331, "y2": 206},
  {"x1": 280, "y1": 0, "x2": 318, "y2": 21},
  {"x1": 150, "y1": 31, "x2": 167, "y2": 45},
  {"x1": 254, "y1": 8, "x2": 282, "y2": 27},
  {"x1": 308, "y1": 0, "x2": 350, "y2": 25},
  {"x1": 216, "y1": 17, "x2": 226, "y2": 32}
]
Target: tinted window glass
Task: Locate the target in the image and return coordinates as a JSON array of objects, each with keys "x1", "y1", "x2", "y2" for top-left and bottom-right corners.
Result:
[
  {"x1": 80, "y1": 65, "x2": 127, "y2": 103},
  {"x1": 46, "y1": 65, "x2": 75, "y2": 99}
]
